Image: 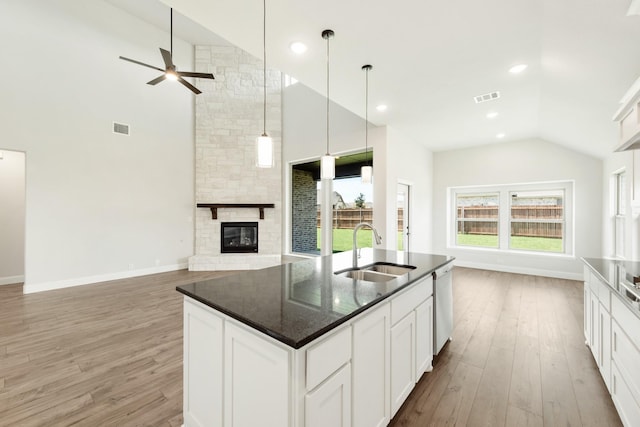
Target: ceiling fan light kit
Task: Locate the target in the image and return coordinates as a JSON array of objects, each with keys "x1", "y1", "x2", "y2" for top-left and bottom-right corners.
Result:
[{"x1": 119, "y1": 8, "x2": 214, "y2": 94}]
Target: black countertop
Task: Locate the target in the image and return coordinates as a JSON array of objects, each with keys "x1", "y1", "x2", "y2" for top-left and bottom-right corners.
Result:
[
  {"x1": 177, "y1": 249, "x2": 454, "y2": 349},
  {"x1": 581, "y1": 257, "x2": 640, "y2": 318}
]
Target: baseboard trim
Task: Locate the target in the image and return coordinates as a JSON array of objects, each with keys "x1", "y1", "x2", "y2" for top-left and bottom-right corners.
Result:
[
  {"x1": 453, "y1": 260, "x2": 583, "y2": 281},
  {"x1": 0, "y1": 275, "x2": 24, "y2": 286},
  {"x1": 23, "y1": 263, "x2": 188, "y2": 294}
]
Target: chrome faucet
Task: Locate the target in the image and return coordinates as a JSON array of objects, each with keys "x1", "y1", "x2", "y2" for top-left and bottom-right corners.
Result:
[{"x1": 353, "y1": 222, "x2": 382, "y2": 269}]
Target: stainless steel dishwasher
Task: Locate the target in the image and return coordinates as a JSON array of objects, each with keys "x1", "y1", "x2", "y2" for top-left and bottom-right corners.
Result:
[{"x1": 433, "y1": 262, "x2": 453, "y2": 355}]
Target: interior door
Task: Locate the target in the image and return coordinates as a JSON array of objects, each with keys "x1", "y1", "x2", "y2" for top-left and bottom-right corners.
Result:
[{"x1": 397, "y1": 183, "x2": 410, "y2": 251}]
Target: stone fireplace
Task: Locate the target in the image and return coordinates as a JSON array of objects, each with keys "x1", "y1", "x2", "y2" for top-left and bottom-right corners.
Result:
[{"x1": 188, "y1": 44, "x2": 282, "y2": 272}]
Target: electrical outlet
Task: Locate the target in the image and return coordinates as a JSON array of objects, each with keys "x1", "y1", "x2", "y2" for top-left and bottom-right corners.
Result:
[
  {"x1": 155, "y1": 259, "x2": 160, "y2": 266},
  {"x1": 128, "y1": 263, "x2": 134, "y2": 270}
]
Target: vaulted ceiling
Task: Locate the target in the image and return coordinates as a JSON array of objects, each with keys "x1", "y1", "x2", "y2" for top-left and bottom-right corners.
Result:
[{"x1": 107, "y1": 0, "x2": 640, "y2": 158}]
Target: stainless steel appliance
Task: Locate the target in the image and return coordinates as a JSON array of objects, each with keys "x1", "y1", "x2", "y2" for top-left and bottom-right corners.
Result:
[{"x1": 433, "y1": 262, "x2": 453, "y2": 355}]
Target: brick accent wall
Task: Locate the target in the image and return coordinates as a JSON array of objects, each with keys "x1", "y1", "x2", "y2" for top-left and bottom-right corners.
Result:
[
  {"x1": 189, "y1": 45, "x2": 282, "y2": 271},
  {"x1": 292, "y1": 169, "x2": 317, "y2": 253}
]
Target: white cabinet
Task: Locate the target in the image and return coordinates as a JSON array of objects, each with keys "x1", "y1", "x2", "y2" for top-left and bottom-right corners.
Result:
[
  {"x1": 415, "y1": 297, "x2": 434, "y2": 381},
  {"x1": 224, "y1": 322, "x2": 290, "y2": 427},
  {"x1": 583, "y1": 266, "x2": 613, "y2": 392},
  {"x1": 584, "y1": 282, "x2": 591, "y2": 345},
  {"x1": 391, "y1": 311, "x2": 415, "y2": 416},
  {"x1": 183, "y1": 272, "x2": 437, "y2": 427},
  {"x1": 183, "y1": 299, "x2": 223, "y2": 427},
  {"x1": 352, "y1": 303, "x2": 390, "y2": 427},
  {"x1": 612, "y1": 363, "x2": 640, "y2": 427},
  {"x1": 613, "y1": 76, "x2": 640, "y2": 151},
  {"x1": 305, "y1": 364, "x2": 351, "y2": 427}
]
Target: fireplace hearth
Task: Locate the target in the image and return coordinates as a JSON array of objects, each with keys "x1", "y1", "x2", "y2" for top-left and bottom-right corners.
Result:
[{"x1": 221, "y1": 222, "x2": 258, "y2": 253}]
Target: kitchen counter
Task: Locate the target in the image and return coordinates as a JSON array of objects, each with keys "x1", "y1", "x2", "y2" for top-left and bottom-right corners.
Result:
[
  {"x1": 581, "y1": 257, "x2": 640, "y2": 319},
  {"x1": 177, "y1": 249, "x2": 453, "y2": 349}
]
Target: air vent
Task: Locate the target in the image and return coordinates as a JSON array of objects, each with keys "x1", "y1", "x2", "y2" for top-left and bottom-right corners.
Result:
[
  {"x1": 474, "y1": 91, "x2": 500, "y2": 104},
  {"x1": 113, "y1": 122, "x2": 130, "y2": 136}
]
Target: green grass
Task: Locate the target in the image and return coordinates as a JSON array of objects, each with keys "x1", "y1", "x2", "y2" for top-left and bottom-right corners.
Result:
[
  {"x1": 317, "y1": 228, "x2": 404, "y2": 252},
  {"x1": 457, "y1": 233, "x2": 562, "y2": 252}
]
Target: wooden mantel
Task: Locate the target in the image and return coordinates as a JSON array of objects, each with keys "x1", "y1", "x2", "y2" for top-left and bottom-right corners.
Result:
[{"x1": 196, "y1": 203, "x2": 275, "y2": 220}]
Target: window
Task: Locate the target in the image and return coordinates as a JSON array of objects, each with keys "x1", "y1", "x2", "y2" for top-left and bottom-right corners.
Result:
[
  {"x1": 509, "y1": 190, "x2": 564, "y2": 253},
  {"x1": 450, "y1": 181, "x2": 573, "y2": 255},
  {"x1": 456, "y1": 193, "x2": 499, "y2": 248},
  {"x1": 614, "y1": 170, "x2": 626, "y2": 258}
]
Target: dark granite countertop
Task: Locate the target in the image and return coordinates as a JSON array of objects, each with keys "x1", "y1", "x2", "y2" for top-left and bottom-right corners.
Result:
[
  {"x1": 581, "y1": 257, "x2": 640, "y2": 319},
  {"x1": 177, "y1": 249, "x2": 454, "y2": 349}
]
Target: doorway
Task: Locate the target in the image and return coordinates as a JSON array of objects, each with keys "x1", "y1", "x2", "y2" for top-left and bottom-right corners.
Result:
[
  {"x1": 397, "y1": 183, "x2": 410, "y2": 251},
  {"x1": 0, "y1": 149, "x2": 26, "y2": 285}
]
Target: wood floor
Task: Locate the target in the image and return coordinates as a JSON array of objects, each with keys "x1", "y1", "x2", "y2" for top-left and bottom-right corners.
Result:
[
  {"x1": 391, "y1": 267, "x2": 622, "y2": 427},
  {"x1": 0, "y1": 267, "x2": 622, "y2": 426}
]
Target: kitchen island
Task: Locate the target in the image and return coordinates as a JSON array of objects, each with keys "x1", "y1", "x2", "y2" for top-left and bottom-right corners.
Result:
[{"x1": 177, "y1": 249, "x2": 453, "y2": 427}]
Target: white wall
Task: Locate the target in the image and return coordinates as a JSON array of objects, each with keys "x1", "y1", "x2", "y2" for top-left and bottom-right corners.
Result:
[
  {"x1": 433, "y1": 138, "x2": 603, "y2": 279},
  {"x1": 1, "y1": 1, "x2": 196, "y2": 292},
  {"x1": 0, "y1": 150, "x2": 26, "y2": 285},
  {"x1": 379, "y1": 127, "x2": 433, "y2": 253}
]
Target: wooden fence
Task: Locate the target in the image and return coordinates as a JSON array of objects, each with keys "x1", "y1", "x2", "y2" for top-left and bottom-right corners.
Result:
[
  {"x1": 457, "y1": 205, "x2": 563, "y2": 238},
  {"x1": 317, "y1": 208, "x2": 404, "y2": 231}
]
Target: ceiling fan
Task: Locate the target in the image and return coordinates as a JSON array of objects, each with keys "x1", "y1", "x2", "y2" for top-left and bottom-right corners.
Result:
[{"x1": 119, "y1": 8, "x2": 214, "y2": 94}]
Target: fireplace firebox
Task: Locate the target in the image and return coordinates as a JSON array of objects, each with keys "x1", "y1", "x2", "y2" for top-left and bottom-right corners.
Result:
[{"x1": 221, "y1": 222, "x2": 258, "y2": 253}]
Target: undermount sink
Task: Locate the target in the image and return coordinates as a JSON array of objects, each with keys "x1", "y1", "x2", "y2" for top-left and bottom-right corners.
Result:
[
  {"x1": 362, "y1": 263, "x2": 416, "y2": 276},
  {"x1": 334, "y1": 262, "x2": 417, "y2": 283},
  {"x1": 337, "y1": 269, "x2": 398, "y2": 283}
]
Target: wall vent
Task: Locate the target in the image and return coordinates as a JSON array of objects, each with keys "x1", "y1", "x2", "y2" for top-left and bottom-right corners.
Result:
[
  {"x1": 113, "y1": 122, "x2": 130, "y2": 136},
  {"x1": 474, "y1": 91, "x2": 500, "y2": 104}
]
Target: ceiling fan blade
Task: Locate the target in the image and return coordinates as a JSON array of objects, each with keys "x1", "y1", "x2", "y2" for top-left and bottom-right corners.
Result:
[
  {"x1": 160, "y1": 48, "x2": 174, "y2": 68},
  {"x1": 177, "y1": 76, "x2": 202, "y2": 94},
  {"x1": 119, "y1": 56, "x2": 164, "y2": 72},
  {"x1": 178, "y1": 71, "x2": 215, "y2": 80},
  {"x1": 147, "y1": 75, "x2": 167, "y2": 85}
]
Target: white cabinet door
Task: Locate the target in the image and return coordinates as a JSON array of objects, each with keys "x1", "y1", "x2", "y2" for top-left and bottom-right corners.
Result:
[
  {"x1": 391, "y1": 312, "x2": 415, "y2": 417},
  {"x1": 600, "y1": 304, "x2": 612, "y2": 392},
  {"x1": 305, "y1": 364, "x2": 352, "y2": 427},
  {"x1": 584, "y1": 283, "x2": 590, "y2": 345},
  {"x1": 590, "y1": 290, "x2": 599, "y2": 362},
  {"x1": 183, "y1": 299, "x2": 223, "y2": 427},
  {"x1": 353, "y1": 303, "x2": 390, "y2": 427},
  {"x1": 224, "y1": 322, "x2": 290, "y2": 427},
  {"x1": 415, "y1": 296, "x2": 433, "y2": 381},
  {"x1": 612, "y1": 362, "x2": 640, "y2": 427}
]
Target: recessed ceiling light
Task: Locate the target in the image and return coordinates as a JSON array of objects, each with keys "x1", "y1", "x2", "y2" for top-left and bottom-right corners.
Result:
[
  {"x1": 509, "y1": 64, "x2": 528, "y2": 74},
  {"x1": 376, "y1": 104, "x2": 388, "y2": 112},
  {"x1": 486, "y1": 112, "x2": 499, "y2": 119},
  {"x1": 290, "y1": 42, "x2": 307, "y2": 55},
  {"x1": 496, "y1": 133, "x2": 506, "y2": 139}
]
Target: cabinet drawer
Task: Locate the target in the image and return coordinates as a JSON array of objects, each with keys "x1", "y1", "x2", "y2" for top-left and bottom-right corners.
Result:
[
  {"x1": 598, "y1": 279, "x2": 611, "y2": 313},
  {"x1": 612, "y1": 297, "x2": 640, "y2": 348},
  {"x1": 306, "y1": 325, "x2": 351, "y2": 391},
  {"x1": 612, "y1": 319, "x2": 640, "y2": 404},
  {"x1": 392, "y1": 277, "x2": 431, "y2": 325}
]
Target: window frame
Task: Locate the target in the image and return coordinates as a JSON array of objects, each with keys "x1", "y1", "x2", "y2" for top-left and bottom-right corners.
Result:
[
  {"x1": 449, "y1": 181, "x2": 574, "y2": 256},
  {"x1": 455, "y1": 192, "x2": 500, "y2": 249}
]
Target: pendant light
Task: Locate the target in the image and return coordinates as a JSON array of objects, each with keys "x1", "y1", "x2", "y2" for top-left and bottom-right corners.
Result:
[
  {"x1": 361, "y1": 64, "x2": 373, "y2": 184},
  {"x1": 320, "y1": 29, "x2": 335, "y2": 180},
  {"x1": 256, "y1": 0, "x2": 273, "y2": 168}
]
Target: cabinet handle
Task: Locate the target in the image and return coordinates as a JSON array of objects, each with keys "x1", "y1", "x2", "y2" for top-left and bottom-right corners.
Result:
[
  {"x1": 613, "y1": 374, "x2": 617, "y2": 394},
  {"x1": 614, "y1": 332, "x2": 617, "y2": 352}
]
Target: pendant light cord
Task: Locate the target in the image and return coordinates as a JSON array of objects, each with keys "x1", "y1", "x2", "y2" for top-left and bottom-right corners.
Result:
[
  {"x1": 170, "y1": 8, "x2": 173, "y2": 57},
  {"x1": 326, "y1": 33, "x2": 330, "y2": 155},
  {"x1": 263, "y1": 0, "x2": 267, "y2": 136},
  {"x1": 365, "y1": 67, "x2": 369, "y2": 166}
]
